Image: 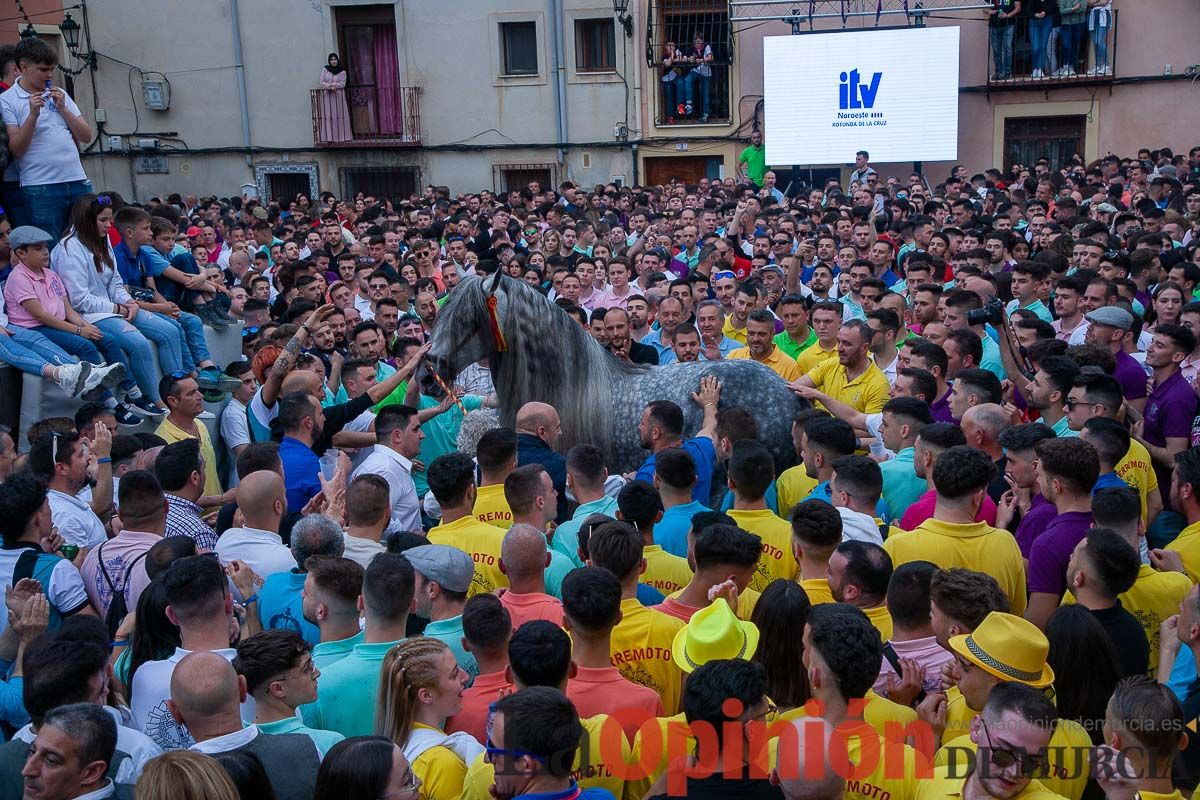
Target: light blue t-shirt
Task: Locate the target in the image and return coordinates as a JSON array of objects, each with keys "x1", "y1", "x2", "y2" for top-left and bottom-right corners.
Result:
[
  {"x1": 655, "y1": 500, "x2": 711, "y2": 558},
  {"x1": 259, "y1": 569, "x2": 319, "y2": 646},
  {"x1": 552, "y1": 496, "x2": 620, "y2": 567}
]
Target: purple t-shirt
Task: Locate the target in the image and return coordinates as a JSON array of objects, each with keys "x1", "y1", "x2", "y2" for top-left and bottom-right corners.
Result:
[
  {"x1": 1013, "y1": 493, "x2": 1057, "y2": 558},
  {"x1": 1113, "y1": 350, "x2": 1148, "y2": 402},
  {"x1": 930, "y1": 388, "x2": 955, "y2": 424},
  {"x1": 1027, "y1": 510, "x2": 1094, "y2": 596},
  {"x1": 1144, "y1": 369, "x2": 1199, "y2": 507}
]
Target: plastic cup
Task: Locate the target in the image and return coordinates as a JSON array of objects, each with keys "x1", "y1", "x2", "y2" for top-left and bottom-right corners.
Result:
[{"x1": 319, "y1": 450, "x2": 340, "y2": 481}]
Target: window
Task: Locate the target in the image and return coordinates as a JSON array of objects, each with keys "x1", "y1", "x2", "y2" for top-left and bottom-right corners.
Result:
[
  {"x1": 1003, "y1": 116, "x2": 1086, "y2": 172},
  {"x1": 500, "y1": 21, "x2": 539, "y2": 76},
  {"x1": 494, "y1": 163, "x2": 557, "y2": 195},
  {"x1": 575, "y1": 19, "x2": 616, "y2": 72},
  {"x1": 340, "y1": 167, "x2": 419, "y2": 203}
]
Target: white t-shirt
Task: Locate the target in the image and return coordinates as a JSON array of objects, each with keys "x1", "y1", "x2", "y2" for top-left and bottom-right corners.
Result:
[
  {"x1": 351, "y1": 445, "x2": 422, "y2": 532},
  {"x1": 48, "y1": 488, "x2": 107, "y2": 548},
  {"x1": 0, "y1": 78, "x2": 88, "y2": 186},
  {"x1": 220, "y1": 398, "x2": 252, "y2": 488},
  {"x1": 214, "y1": 526, "x2": 296, "y2": 583},
  {"x1": 341, "y1": 533, "x2": 386, "y2": 569},
  {"x1": 0, "y1": 545, "x2": 89, "y2": 635},
  {"x1": 131, "y1": 647, "x2": 254, "y2": 751}
]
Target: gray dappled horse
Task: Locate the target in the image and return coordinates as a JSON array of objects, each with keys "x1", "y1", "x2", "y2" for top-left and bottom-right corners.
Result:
[{"x1": 418, "y1": 272, "x2": 798, "y2": 474}]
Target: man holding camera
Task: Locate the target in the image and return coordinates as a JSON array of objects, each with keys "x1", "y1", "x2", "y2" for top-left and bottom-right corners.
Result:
[{"x1": 941, "y1": 289, "x2": 1006, "y2": 380}]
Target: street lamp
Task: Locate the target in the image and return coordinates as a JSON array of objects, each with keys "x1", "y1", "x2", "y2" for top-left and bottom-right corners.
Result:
[
  {"x1": 58, "y1": 13, "x2": 96, "y2": 71},
  {"x1": 613, "y1": 0, "x2": 634, "y2": 38},
  {"x1": 59, "y1": 12, "x2": 81, "y2": 52}
]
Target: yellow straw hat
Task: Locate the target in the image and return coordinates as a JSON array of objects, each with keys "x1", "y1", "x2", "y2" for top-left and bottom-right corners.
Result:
[
  {"x1": 671, "y1": 599, "x2": 760, "y2": 674},
  {"x1": 948, "y1": 612, "x2": 1055, "y2": 688}
]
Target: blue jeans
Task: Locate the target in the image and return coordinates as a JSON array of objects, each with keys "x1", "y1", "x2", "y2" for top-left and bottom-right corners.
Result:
[
  {"x1": 662, "y1": 79, "x2": 678, "y2": 117},
  {"x1": 1029, "y1": 16, "x2": 1053, "y2": 73},
  {"x1": 129, "y1": 309, "x2": 186, "y2": 374},
  {"x1": 0, "y1": 327, "x2": 76, "y2": 374},
  {"x1": 989, "y1": 25, "x2": 1014, "y2": 77},
  {"x1": 91, "y1": 316, "x2": 162, "y2": 402},
  {"x1": 161, "y1": 311, "x2": 212, "y2": 372},
  {"x1": 29, "y1": 326, "x2": 106, "y2": 366},
  {"x1": 683, "y1": 71, "x2": 711, "y2": 117},
  {"x1": 1059, "y1": 22, "x2": 1085, "y2": 72},
  {"x1": 1091, "y1": 24, "x2": 1109, "y2": 69},
  {"x1": 13, "y1": 179, "x2": 93, "y2": 246}
]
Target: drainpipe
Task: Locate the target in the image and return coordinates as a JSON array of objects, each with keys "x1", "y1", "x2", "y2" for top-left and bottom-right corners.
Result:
[
  {"x1": 549, "y1": 0, "x2": 568, "y2": 165},
  {"x1": 230, "y1": 0, "x2": 253, "y2": 167}
]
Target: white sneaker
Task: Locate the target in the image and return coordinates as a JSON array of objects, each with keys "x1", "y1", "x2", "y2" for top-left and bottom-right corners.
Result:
[
  {"x1": 90, "y1": 362, "x2": 126, "y2": 391},
  {"x1": 1032, "y1": 69, "x2": 1044, "y2": 78},
  {"x1": 54, "y1": 362, "x2": 89, "y2": 397}
]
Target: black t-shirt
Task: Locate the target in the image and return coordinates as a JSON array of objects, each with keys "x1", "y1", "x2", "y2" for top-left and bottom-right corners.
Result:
[{"x1": 1089, "y1": 602, "x2": 1149, "y2": 678}]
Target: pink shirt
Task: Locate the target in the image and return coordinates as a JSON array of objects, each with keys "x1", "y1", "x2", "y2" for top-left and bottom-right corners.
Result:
[
  {"x1": 591, "y1": 285, "x2": 634, "y2": 311},
  {"x1": 498, "y1": 589, "x2": 565, "y2": 630},
  {"x1": 3, "y1": 260, "x2": 68, "y2": 329},
  {"x1": 872, "y1": 634, "x2": 955, "y2": 699},
  {"x1": 567, "y1": 666, "x2": 664, "y2": 741},
  {"x1": 897, "y1": 488, "x2": 996, "y2": 531},
  {"x1": 1052, "y1": 316, "x2": 1087, "y2": 342},
  {"x1": 78, "y1": 531, "x2": 159, "y2": 619}
]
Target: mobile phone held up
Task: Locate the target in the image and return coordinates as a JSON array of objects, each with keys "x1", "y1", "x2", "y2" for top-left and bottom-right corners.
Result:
[{"x1": 43, "y1": 79, "x2": 57, "y2": 113}]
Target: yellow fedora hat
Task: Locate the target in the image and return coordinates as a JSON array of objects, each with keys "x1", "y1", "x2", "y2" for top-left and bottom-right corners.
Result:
[
  {"x1": 949, "y1": 611, "x2": 1055, "y2": 688},
  {"x1": 671, "y1": 599, "x2": 760, "y2": 674}
]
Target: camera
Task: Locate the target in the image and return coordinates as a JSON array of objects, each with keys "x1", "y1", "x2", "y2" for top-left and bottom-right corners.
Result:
[{"x1": 967, "y1": 298, "x2": 1004, "y2": 327}]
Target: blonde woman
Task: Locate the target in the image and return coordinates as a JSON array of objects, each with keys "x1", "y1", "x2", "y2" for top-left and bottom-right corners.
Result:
[
  {"x1": 377, "y1": 638, "x2": 480, "y2": 800},
  {"x1": 540, "y1": 229, "x2": 561, "y2": 261},
  {"x1": 135, "y1": 751, "x2": 240, "y2": 800}
]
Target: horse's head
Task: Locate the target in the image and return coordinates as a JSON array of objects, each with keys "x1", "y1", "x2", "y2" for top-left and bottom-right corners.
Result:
[{"x1": 420, "y1": 269, "x2": 508, "y2": 397}]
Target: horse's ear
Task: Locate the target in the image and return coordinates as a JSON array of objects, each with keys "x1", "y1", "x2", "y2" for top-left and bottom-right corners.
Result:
[{"x1": 487, "y1": 267, "x2": 503, "y2": 296}]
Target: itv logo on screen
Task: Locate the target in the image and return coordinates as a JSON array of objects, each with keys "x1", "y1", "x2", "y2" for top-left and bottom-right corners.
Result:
[{"x1": 838, "y1": 69, "x2": 882, "y2": 110}]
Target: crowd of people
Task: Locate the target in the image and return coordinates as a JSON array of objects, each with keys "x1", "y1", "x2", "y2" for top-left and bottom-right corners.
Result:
[{"x1": 3, "y1": 28, "x2": 1200, "y2": 800}]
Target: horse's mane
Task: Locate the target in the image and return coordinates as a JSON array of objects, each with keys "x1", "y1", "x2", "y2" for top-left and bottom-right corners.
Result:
[{"x1": 453, "y1": 275, "x2": 646, "y2": 456}]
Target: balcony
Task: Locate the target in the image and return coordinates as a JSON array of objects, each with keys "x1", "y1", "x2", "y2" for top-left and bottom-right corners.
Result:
[
  {"x1": 984, "y1": 10, "x2": 1117, "y2": 89},
  {"x1": 311, "y1": 85, "x2": 420, "y2": 147},
  {"x1": 646, "y1": 0, "x2": 734, "y2": 126}
]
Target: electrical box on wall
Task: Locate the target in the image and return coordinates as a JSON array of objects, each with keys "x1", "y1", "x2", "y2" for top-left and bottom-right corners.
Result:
[{"x1": 142, "y1": 79, "x2": 168, "y2": 110}]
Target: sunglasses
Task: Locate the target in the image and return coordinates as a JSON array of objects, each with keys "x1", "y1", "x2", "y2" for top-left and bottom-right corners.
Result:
[
  {"x1": 96, "y1": 196, "x2": 112, "y2": 207},
  {"x1": 713, "y1": 270, "x2": 736, "y2": 281},
  {"x1": 979, "y1": 718, "x2": 1048, "y2": 776},
  {"x1": 242, "y1": 326, "x2": 261, "y2": 338}
]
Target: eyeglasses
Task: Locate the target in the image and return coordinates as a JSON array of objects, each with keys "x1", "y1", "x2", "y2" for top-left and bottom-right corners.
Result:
[
  {"x1": 979, "y1": 717, "x2": 1048, "y2": 776},
  {"x1": 1063, "y1": 397, "x2": 1090, "y2": 410},
  {"x1": 276, "y1": 659, "x2": 317, "y2": 682},
  {"x1": 378, "y1": 770, "x2": 421, "y2": 798}
]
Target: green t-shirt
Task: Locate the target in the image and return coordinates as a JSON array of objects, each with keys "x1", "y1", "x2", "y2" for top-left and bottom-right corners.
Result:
[
  {"x1": 413, "y1": 393, "x2": 485, "y2": 497},
  {"x1": 773, "y1": 327, "x2": 817, "y2": 361},
  {"x1": 301, "y1": 639, "x2": 402, "y2": 738},
  {"x1": 738, "y1": 144, "x2": 767, "y2": 185}
]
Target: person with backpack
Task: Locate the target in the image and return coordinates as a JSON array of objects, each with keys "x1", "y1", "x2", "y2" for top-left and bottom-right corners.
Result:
[{"x1": 79, "y1": 470, "x2": 164, "y2": 628}]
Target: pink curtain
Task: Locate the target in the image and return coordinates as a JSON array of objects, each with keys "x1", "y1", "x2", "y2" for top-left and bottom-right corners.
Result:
[
  {"x1": 373, "y1": 25, "x2": 403, "y2": 135},
  {"x1": 346, "y1": 26, "x2": 376, "y2": 134}
]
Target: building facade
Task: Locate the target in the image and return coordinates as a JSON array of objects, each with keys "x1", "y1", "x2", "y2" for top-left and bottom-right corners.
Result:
[{"x1": 9, "y1": 0, "x2": 1198, "y2": 202}]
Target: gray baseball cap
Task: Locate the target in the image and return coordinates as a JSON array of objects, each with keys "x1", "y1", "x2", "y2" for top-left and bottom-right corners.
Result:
[
  {"x1": 404, "y1": 544, "x2": 474, "y2": 594},
  {"x1": 1085, "y1": 306, "x2": 1133, "y2": 331},
  {"x1": 8, "y1": 226, "x2": 54, "y2": 250}
]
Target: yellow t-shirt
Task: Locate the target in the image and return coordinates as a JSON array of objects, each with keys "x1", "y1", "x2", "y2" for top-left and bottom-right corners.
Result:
[
  {"x1": 472, "y1": 483, "x2": 513, "y2": 529},
  {"x1": 941, "y1": 686, "x2": 974, "y2": 746},
  {"x1": 775, "y1": 691, "x2": 919, "y2": 746},
  {"x1": 156, "y1": 417, "x2": 221, "y2": 498},
  {"x1": 776, "y1": 465, "x2": 818, "y2": 519},
  {"x1": 798, "y1": 577, "x2": 834, "y2": 606},
  {"x1": 1114, "y1": 439, "x2": 1158, "y2": 522},
  {"x1": 610, "y1": 597, "x2": 685, "y2": 715},
  {"x1": 863, "y1": 604, "x2": 894, "y2": 644},
  {"x1": 917, "y1": 766, "x2": 1068, "y2": 800},
  {"x1": 460, "y1": 714, "x2": 629, "y2": 800},
  {"x1": 884, "y1": 518, "x2": 1027, "y2": 616},
  {"x1": 1166, "y1": 520, "x2": 1200, "y2": 583},
  {"x1": 795, "y1": 341, "x2": 838, "y2": 374},
  {"x1": 408, "y1": 723, "x2": 468, "y2": 800},
  {"x1": 935, "y1": 719, "x2": 1093, "y2": 800},
  {"x1": 428, "y1": 515, "x2": 508, "y2": 597},
  {"x1": 806, "y1": 358, "x2": 890, "y2": 415},
  {"x1": 728, "y1": 346, "x2": 803, "y2": 382},
  {"x1": 1062, "y1": 563, "x2": 1191, "y2": 675},
  {"x1": 722, "y1": 315, "x2": 748, "y2": 344},
  {"x1": 664, "y1": 586, "x2": 761, "y2": 620},
  {"x1": 642, "y1": 544, "x2": 693, "y2": 596},
  {"x1": 726, "y1": 508, "x2": 799, "y2": 592},
  {"x1": 778, "y1": 721, "x2": 928, "y2": 800}
]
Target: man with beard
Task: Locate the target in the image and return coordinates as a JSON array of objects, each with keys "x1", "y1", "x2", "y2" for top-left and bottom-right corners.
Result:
[
  {"x1": 627, "y1": 295, "x2": 653, "y2": 342},
  {"x1": 349, "y1": 321, "x2": 397, "y2": 382},
  {"x1": 670, "y1": 324, "x2": 702, "y2": 363},
  {"x1": 604, "y1": 307, "x2": 658, "y2": 365},
  {"x1": 728, "y1": 309, "x2": 801, "y2": 380}
]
